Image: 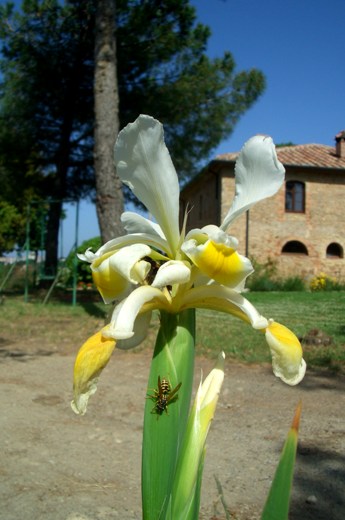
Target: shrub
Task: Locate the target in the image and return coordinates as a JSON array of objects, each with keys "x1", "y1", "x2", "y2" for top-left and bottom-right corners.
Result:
[
  {"x1": 246, "y1": 257, "x2": 279, "y2": 291},
  {"x1": 64, "y1": 236, "x2": 102, "y2": 286},
  {"x1": 310, "y1": 272, "x2": 344, "y2": 291},
  {"x1": 278, "y1": 276, "x2": 306, "y2": 291},
  {"x1": 247, "y1": 257, "x2": 306, "y2": 292}
]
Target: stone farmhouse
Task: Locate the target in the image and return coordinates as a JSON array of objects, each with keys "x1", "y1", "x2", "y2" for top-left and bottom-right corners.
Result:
[{"x1": 180, "y1": 132, "x2": 345, "y2": 280}]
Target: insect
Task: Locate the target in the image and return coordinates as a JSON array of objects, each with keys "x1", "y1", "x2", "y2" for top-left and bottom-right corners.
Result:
[
  {"x1": 147, "y1": 376, "x2": 182, "y2": 416},
  {"x1": 143, "y1": 256, "x2": 161, "y2": 285}
]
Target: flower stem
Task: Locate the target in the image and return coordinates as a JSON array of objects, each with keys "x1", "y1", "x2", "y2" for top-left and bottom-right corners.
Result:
[{"x1": 142, "y1": 309, "x2": 195, "y2": 520}]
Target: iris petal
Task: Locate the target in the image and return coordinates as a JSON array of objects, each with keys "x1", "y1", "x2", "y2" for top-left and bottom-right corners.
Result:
[
  {"x1": 121, "y1": 211, "x2": 166, "y2": 240},
  {"x1": 115, "y1": 115, "x2": 180, "y2": 253},
  {"x1": 180, "y1": 285, "x2": 268, "y2": 329},
  {"x1": 92, "y1": 252, "x2": 130, "y2": 303},
  {"x1": 71, "y1": 330, "x2": 116, "y2": 415},
  {"x1": 221, "y1": 135, "x2": 285, "y2": 230},
  {"x1": 182, "y1": 238, "x2": 253, "y2": 287},
  {"x1": 152, "y1": 261, "x2": 191, "y2": 288},
  {"x1": 115, "y1": 310, "x2": 153, "y2": 350},
  {"x1": 91, "y1": 244, "x2": 151, "y2": 303},
  {"x1": 265, "y1": 321, "x2": 306, "y2": 385},
  {"x1": 108, "y1": 286, "x2": 170, "y2": 340}
]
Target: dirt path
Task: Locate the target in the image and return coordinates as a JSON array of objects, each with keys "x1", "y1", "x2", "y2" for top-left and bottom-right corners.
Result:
[{"x1": 0, "y1": 345, "x2": 344, "y2": 520}]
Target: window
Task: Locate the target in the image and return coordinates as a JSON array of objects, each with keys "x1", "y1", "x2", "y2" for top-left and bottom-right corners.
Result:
[
  {"x1": 326, "y1": 242, "x2": 343, "y2": 258},
  {"x1": 281, "y1": 241, "x2": 308, "y2": 255},
  {"x1": 285, "y1": 181, "x2": 305, "y2": 212}
]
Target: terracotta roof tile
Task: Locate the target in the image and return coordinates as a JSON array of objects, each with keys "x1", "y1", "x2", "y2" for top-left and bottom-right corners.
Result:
[{"x1": 216, "y1": 144, "x2": 345, "y2": 170}]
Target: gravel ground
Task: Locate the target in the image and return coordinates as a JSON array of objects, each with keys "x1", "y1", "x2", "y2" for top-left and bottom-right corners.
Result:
[{"x1": 0, "y1": 345, "x2": 344, "y2": 520}]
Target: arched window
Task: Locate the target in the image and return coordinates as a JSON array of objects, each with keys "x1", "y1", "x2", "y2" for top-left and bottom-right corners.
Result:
[
  {"x1": 281, "y1": 241, "x2": 308, "y2": 255},
  {"x1": 326, "y1": 242, "x2": 343, "y2": 259},
  {"x1": 285, "y1": 181, "x2": 305, "y2": 213}
]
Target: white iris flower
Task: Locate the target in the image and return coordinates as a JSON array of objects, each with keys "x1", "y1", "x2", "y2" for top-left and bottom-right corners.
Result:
[{"x1": 72, "y1": 115, "x2": 306, "y2": 415}]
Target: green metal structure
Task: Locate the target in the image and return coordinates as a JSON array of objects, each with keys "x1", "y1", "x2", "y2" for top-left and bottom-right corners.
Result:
[{"x1": 24, "y1": 199, "x2": 80, "y2": 305}]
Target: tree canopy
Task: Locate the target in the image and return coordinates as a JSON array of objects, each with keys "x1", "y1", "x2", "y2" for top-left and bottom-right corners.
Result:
[{"x1": 0, "y1": 0, "x2": 266, "y2": 256}]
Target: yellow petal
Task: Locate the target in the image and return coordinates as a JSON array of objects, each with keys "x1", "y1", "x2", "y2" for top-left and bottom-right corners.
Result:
[
  {"x1": 265, "y1": 321, "x2": 306, "y2": 385},
  {"x1": 186, "y1": 239, "x2": 253, "y2": 287},
  {"x1": 92, "y1": 252, "x2": 129, "y2": 303},
  {"x1": 71, "y1": 329, "x2": 116, "y2": 415}
]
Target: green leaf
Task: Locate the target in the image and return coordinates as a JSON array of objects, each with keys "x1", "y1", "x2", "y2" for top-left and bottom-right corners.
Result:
[
  {"x1": 185, "y1": 447, "x2": 205, "y2": 520},
  {"x1": 142, "y1": 309, "x2": 195, "y2": 520},
  {"x1": 261, "y1": 402, "x2": 302, "y2": 520},
  {"x1": 171, "y1": 352, "x2": 225, "y2": 519}
]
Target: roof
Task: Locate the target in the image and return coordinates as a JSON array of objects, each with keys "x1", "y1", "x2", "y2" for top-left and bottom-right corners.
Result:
[{"x1": 216, "y1": 143, "x2": 345, "y2": 170}]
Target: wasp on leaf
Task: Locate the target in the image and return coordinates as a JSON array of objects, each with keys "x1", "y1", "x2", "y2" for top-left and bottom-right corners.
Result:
[{"x1": 146, "y1": 376, "x2": 182, "y2": 416}]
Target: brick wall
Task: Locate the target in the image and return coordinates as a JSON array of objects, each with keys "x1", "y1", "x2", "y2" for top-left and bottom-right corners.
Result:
[
  {"x1": 220, "y1": 165, "x2": 345, "y2": 280},
  {"x1": 180, "y1": 169, "x2": 220, "y2": 229},
  {"x1": 181, "y1": 162, "x2": 345, "y2": 281}
]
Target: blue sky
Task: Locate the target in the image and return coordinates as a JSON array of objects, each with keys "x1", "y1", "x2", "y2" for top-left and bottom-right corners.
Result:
[{"x1": 63, "y1": 0, "x2": 344, "y2": 254}]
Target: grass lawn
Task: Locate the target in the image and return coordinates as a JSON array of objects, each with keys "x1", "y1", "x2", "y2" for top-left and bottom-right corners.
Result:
[
  {"x1": 0, "y1": 291, "x2": 344, "y2": 372},
  {"x1": 196, "y1": 291, "x2": 345, "y2": 371}
]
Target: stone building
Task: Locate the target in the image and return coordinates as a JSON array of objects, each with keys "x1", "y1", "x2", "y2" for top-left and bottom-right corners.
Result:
[{"x1": 180, "y1": 132, "x2": 345, "y2": 280}]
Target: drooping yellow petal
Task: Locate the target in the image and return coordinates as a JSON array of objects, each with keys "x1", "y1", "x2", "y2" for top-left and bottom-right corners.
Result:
[
  {"x1": 71, "y1": 329, "x2": 116, "y2": 415},
  {"x1": 183, "y1": 238, "x2": 253, "y2": 287},
  {"x1": 265, "y1": 321, "x2": 306, "y2": 385}
]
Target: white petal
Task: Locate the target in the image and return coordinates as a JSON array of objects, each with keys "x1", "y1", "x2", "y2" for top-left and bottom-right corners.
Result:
[
  {"x1": 90, "y1": 234, "x2": 139, "y2": 258},
  {"x1": 108, "y1": 243, "x2": 151, "y2": 284},
  {"x1": 116, "y1": 311, "x2": 153, "y2": 350},
  {"x1": 181, "y1": 285, "x2": 268, "y2": 329},
  {"x1": 115, "y1": 115, "x2": 180, "y2": 252},
  {"x1": 185, "y1": 225, "x2": 239, "y2": 249},
  {"x1": 221, "y1": 135, "x2": 285, "y2": 230},
  {"x1": 108, "y1": 286, "x2": 170, "y2": 340},
  {"x1": 151, "y1": 261, "x2": 191, "y2": 288},
  {"x1": 95, "y1": 231, "x2": 171, "y2": 259},
  {"x1": 78, "y1": 247, "x2": 98, "y2": 263},
  {"x1": 121, "y1": 211, "x2": 166, "y2": 239}
]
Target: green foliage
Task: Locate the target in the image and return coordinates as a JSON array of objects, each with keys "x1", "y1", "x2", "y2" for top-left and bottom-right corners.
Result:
[
  {"x1": 247, "y1": 257, "x2": 306, "y2": 292},
  {"x1": 0, "y1": 0, "x2": 266, "y2": 203},
  {"x1": 65, "y1": 236, "x2": 102, "y2": 285},
  {"x1": 276, "y1": 142, "x2": 296, "y2": 147},
  {"x1": 261, "y1": 403, "x2": 301, "y2": 520},
  {"x1": 0, "y1": 202, "x2": 25, "y2": 253},
  {"x1": 278, "y1": 276, "x2": 306, "y2": 291},
  {"x1": 0, "y1": 0, "x2": 96, "y2": 202},
  {"x1": 246, "y1": 257, "x2": 277, "y2": 291},
  {"x1": 117, "y1": 0, "x2": 266, "y2": 178},
  {"x1": 0, "y1": 0, "x2": 265, "y2": 261}
]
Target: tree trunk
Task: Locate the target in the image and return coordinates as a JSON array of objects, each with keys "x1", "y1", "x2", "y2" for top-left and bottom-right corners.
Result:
[
  {"x1": 44, "y1": 200, "x2": 62, "y2": 278},
  {"x1": 94, "y1": 0, "x2": 123, "y2": 244},
  {"x1": 44, "y1": 117, "x2": 73, "y2": 276}
]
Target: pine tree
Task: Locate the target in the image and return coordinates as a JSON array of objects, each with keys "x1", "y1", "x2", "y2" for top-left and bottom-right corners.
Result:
[{"x1": 0, "y1": 0, "x2": 265, "y2": 267}]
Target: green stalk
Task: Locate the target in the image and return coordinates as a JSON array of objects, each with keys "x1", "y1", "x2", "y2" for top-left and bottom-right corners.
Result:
[{"x1": 142, "y1": 309, "x2": 195, "y2": 520}]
